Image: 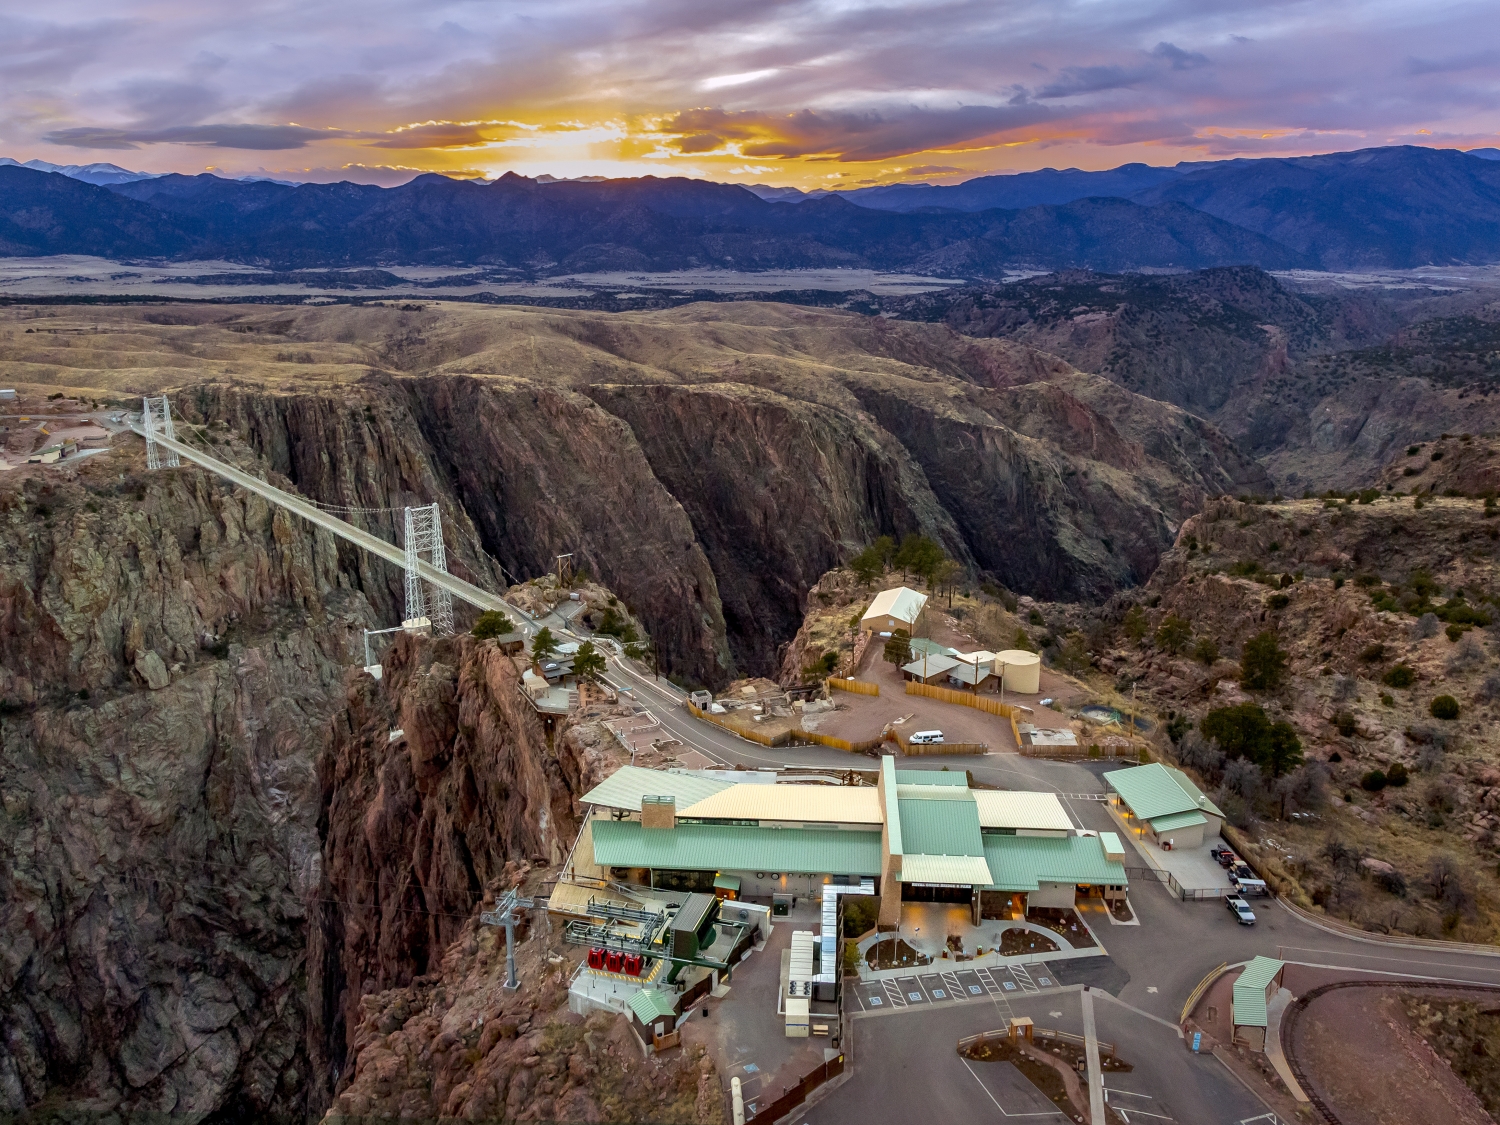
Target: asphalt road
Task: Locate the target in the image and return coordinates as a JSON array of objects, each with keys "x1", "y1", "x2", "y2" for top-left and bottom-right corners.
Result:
[{"x1": 626, "y1": 687, "x2": 1500, "y2": 1121}]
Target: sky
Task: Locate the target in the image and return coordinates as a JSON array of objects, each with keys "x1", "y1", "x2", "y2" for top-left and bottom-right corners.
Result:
[{"x1": 4, "y1": 0, "x2": 1499, "y2": 189}]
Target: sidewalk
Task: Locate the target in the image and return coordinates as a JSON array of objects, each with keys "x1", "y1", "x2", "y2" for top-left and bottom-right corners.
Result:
[
  {"x1": 854, "y1": 911, "x2": 1106, "y2": 981},
  {"x1": 1104, "y1": 801, "x2": 1231, "y2": 892}
]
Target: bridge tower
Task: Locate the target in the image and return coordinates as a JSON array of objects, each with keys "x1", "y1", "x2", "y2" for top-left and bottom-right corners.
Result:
[
  {"x1": 141, "y1": 395, "x2": 180, "y2": 470},
  {"x1": 403, "y1": 503, "x2": 454, "y2": 637}
]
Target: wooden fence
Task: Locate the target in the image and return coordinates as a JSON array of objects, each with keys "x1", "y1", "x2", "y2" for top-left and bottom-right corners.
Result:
[
  {"x1": 688, "y1": 703, "x2": 883, "y2": 753},
  {"x1": 743, "y1": 1053, "x2": 845, "y2": 1123},
  {"x1": 687, "y1": 703, "x2": 791, "y2": 747},
  {"x1": 826, "y1": 676, "x2": 879, "y2": 697},
  {"x1": 905, "y1": 680, "x2": 1022, "y2": 748},
  {"x1": 888, "y1": 728, "x2": 988, "y2": 756}
]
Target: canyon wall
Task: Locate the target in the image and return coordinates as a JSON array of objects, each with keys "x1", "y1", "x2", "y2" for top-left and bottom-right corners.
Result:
[{"x1": 0, "y1": 443, "x2": 376, "y2": 1121}]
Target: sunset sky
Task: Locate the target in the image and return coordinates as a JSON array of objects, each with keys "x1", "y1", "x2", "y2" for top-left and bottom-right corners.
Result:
[{"x1": 5, "y1": 0, "x2": 1499, "y2": 188}]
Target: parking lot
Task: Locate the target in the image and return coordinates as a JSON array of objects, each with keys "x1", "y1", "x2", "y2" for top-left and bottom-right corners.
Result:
[{"x1": 849, "y1": 961, "x2": 1061, "y2": 1012}]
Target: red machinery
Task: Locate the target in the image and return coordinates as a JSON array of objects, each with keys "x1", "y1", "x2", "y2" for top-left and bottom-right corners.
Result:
[
  {"x1": 586, "y1": 947, "x2": 604, "y2": 970},
  {"x1": 623, "y1": 952, "x2": 643, "y2": 976},
  {"x1": 606, "y1": 949, "x2": 624, "y2": 973}
]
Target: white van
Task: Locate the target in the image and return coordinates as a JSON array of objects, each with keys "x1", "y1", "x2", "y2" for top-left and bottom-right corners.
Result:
[{"x1": 909, "y1": 730, "x2": 945, "y2": 745}]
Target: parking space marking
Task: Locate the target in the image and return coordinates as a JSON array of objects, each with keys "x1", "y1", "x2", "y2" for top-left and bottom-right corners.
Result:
[
  {"x1": 1012, "y1": 964, "x2": 1040, "y2": 994},
  {"x1": 897, "y1": 975, "x2": 929, "y2": 1004},
  {"x1": 961, "y1": 1057, "x2": 1068, "y2": 1118},
  {"x1": 880, "y1": 979, "x2": 907, "y2": 1007},
  {"x1": 942, "y1": 970, "x2": 967, "y2": 999},
  {"x1": 975, "y1": 967, "x2": 1004, "y2": 995}
]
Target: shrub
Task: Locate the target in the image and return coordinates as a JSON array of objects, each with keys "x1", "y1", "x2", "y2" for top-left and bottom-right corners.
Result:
[
  {"x1": 1412, "y1": 612, "x2": 1440, "y2": 639},
  {"x1": 1430, "y1": 695, "x2": 1461, "y2": 721},
  {"x1": 1122, "y1": 606, "x2": 1148, "y2": 643},
  {"x1": 1383, "y1": 664, "x2": 1416, "y2": 688},
  {"x1": 1361, "y1": 769, "x2": 1388, "y2": 792},
  {"x1": 471, "y1": 610, "x2": 515, "y2": 640},
  {"x1": 1333, "y1": 711, "x2": 1357, "y2": 737},
  {"x1": 1193, "y1": 636, "x2": 1220, "y2": 665},
  {"x1": 1240, "y1": 630, "x2": 1289, "y2": 691},
  {"x1": 1477, "y1": 673, "x2": 1500, "y2": 702},
  {"x1": 1359, "y1": 642, "x2": 1386, "y2": 663},
  {"x1": 1088, "y1": 744, "x2": 1102, "y2": 759},
  {"x1": 1386, "y1": 761, "x2": 1410, "y2": 787},
  {"x1": 1028, "y1": 609, "x2": 1044, "y2": 625},
  {"x1": 1407, "y1": 445, "x2": 1421, "y2": 456},
  {"x1": 1380, "y1": 692, "x2": 1395, "y2": 706},
  {"x1": 1267, "y1": 593, "x2": 1290, "y2": 611},
  {"x1": 883, "y1": 629, "x2": 913, "y2": 666},
  {"x1": 1374, "y1": 869, "x2": 1408, "y2": 896},
  {"x1": 1154, "y1": 614, "x2": 1192, "y2": 655},
  {"x1": 1358, "y1": 489, "x2": 1379, "y2": 505}
]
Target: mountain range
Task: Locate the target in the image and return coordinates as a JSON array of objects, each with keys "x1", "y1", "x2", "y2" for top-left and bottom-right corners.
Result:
[{"x1": 2, "y1": 145, "x2": 1500, "y2": 273}]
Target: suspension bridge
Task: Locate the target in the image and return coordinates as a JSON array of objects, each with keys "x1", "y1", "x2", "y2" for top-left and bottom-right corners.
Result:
[{"x1": 130, "y1": 395, "x2": 546, "y2": 640}]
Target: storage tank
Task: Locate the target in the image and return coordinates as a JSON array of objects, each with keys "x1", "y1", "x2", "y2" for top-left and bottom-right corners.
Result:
[{"x1": 996, "y1": 650, "x2": 1041, "y2": 694}]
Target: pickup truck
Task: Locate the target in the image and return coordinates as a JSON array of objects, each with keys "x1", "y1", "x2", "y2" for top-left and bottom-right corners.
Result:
[
  {"x1": 1230, "y1": 864, "x2": 1270, "y2": 896},
  {"x1": 1226, "y1": 895, "x2": 1256, "y2": 925}
]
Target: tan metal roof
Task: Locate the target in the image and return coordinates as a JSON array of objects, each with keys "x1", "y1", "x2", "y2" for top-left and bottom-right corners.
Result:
[
  {"x1": 861, "y1": 586, "x2": 928, "y2": 625},
  {"x1": 900, "y1": 854, "x2": 995, "y2": 885},
  {"x1": 679, "y1": 784, "x2": 882, "y2": 825},
  {"x1": 972, "y1": 790, "x2": 1075, "y2": 832}
]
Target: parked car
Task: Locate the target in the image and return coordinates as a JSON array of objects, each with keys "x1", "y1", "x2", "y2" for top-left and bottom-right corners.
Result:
[
  {"x1": 909, "y1": 730, "x2": 945, "y2": 744},
  {"x1": 1226, "y1": 895, "x2": 1257, "y2": 925},
  {"x1": 1215, "y1": 847, "x2": 1238, "y2": 869},
  {"x1": 1230, "y1": 863, "x2": 1270, "y2": 896}
]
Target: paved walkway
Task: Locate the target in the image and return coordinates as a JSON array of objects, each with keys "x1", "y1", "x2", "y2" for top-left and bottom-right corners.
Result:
[
  {"x1": 1104, "y1": 801, "x2": 1231, "y2": 891},
  {"x1": 854, "y1": 904, "x2": 1106, "y2": 981},
  {"x1": 1264, "y1": 986, "x2": 1310, "y2": 1102}
]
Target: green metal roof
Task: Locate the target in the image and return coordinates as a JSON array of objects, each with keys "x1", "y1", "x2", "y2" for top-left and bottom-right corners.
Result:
[
  {"x1": 894, "y1": 769, "x2": 967, "y2": 786},
  {"x1": 1104, "y1": 763, "x2": 1211, "y2": 822},
  {"x1": 580, "y1": 765, "x2": 734, "y2": 812},
  {"x1": 1150, "y1": 810, "x2": 1209, "y2": 833},
  {"x1": 882, "y1": 756, "x2": 903, "y2": 858},
  {"x1": 1164, "y1": 766, "x2": 1226, "y2": 820},
  {"x1": 591, "y1": 819, "x2": 882, "y2": 877},
  {"x1": 1232, "y1": 957, "x2": 1284, "y2": 1028},
  {"x1": 628, "y1": 989, "x2": 678, "y2": 1024},
  {"x1": 908, "y1": 638, "x2": 958, "y2": 659},
  {"x1": 896, "y1": 784, "x2": 975, "y2": 801},
  {"x1": 713, "y1": 873, "x2": 740, "y2": 892},
  {"x1": 898, "y1": 795, "x2": 985, "y2": 858},
  {"x1": 900, "y1": 854, "x2": 994, "y2": 885},
  {"x1": 982, "y1": 834, "x2": 1128, "y2": 892}
]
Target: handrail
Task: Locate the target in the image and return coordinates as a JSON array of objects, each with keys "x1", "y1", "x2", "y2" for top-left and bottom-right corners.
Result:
[{"x1": 1180, "y1": 961, "x2": 1230, "y2": 1024}]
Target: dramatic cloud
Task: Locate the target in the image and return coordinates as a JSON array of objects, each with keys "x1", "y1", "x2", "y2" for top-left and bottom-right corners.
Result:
[
  {"x1": 42, "y1": 124, "x2": 354, "y2": 150},
  {"x1": 2, "y1": 0, "x2": 1497, "y2": 188}
]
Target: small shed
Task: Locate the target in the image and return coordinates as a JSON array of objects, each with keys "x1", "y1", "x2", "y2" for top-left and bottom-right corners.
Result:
[
  {"x1": 1231, "y1": 956, "x2": 1285, "y2": 1051},
  {"x1": 860, "y1": 587, "x2": 928, "y2": 634},
  {"x1": 491, "y1": 631, "x2": 526, "y2": 655},
  {"x1": 628, "y1": 988, "x2": 679, "y2": 1044}
]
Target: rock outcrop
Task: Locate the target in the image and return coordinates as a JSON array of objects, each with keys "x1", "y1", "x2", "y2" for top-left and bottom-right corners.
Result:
[
  {"x1": 0, "y1": 443, "x2": 381, "y2": 1120},
  {"x1": 308, "y1": 633, "x2": 579, "y2": 1093}
]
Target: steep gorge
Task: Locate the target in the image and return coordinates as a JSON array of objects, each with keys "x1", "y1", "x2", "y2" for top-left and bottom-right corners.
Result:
[{"x1": 18, "y1": 300, "x2": 1276, "y2": 687}]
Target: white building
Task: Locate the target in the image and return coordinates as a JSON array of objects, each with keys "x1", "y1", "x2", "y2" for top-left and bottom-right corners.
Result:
[{"x1": 860, "y1": 586, "x2": 928, "y2": 634}]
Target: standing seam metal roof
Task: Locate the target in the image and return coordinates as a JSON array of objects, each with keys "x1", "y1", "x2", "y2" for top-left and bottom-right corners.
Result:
[
  {"x1": 590, "y1": 819, "x2": 882, "y2": 877},
  {"x1": 628, "y1": 989, "x2": 678, "y2": 1024},
  {"x1": 1103, "y1": 763, "x2": 1202, "y2": 822},
  {"x1": 679, "y1": 785, "x2": 881, "y2": 824},
  {"x1": 1232, "y1": 956, "x2": 1284, "y2": 1027},
  {"x1": 894, "y1": 770, "x2": 967, "y2": 786},
  {"x1": 981, "y1": 834, "x2": 1128, "y2": 892},
  {"x1": 1150, "y1": 810, "x2": 1209, "y2": 832},
  {"x1": 580, "y1": 765, "x2": 734, "y2": 812},
  {"x1": 897, "y1": 796, "x2": 984, "y2": 857}
]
